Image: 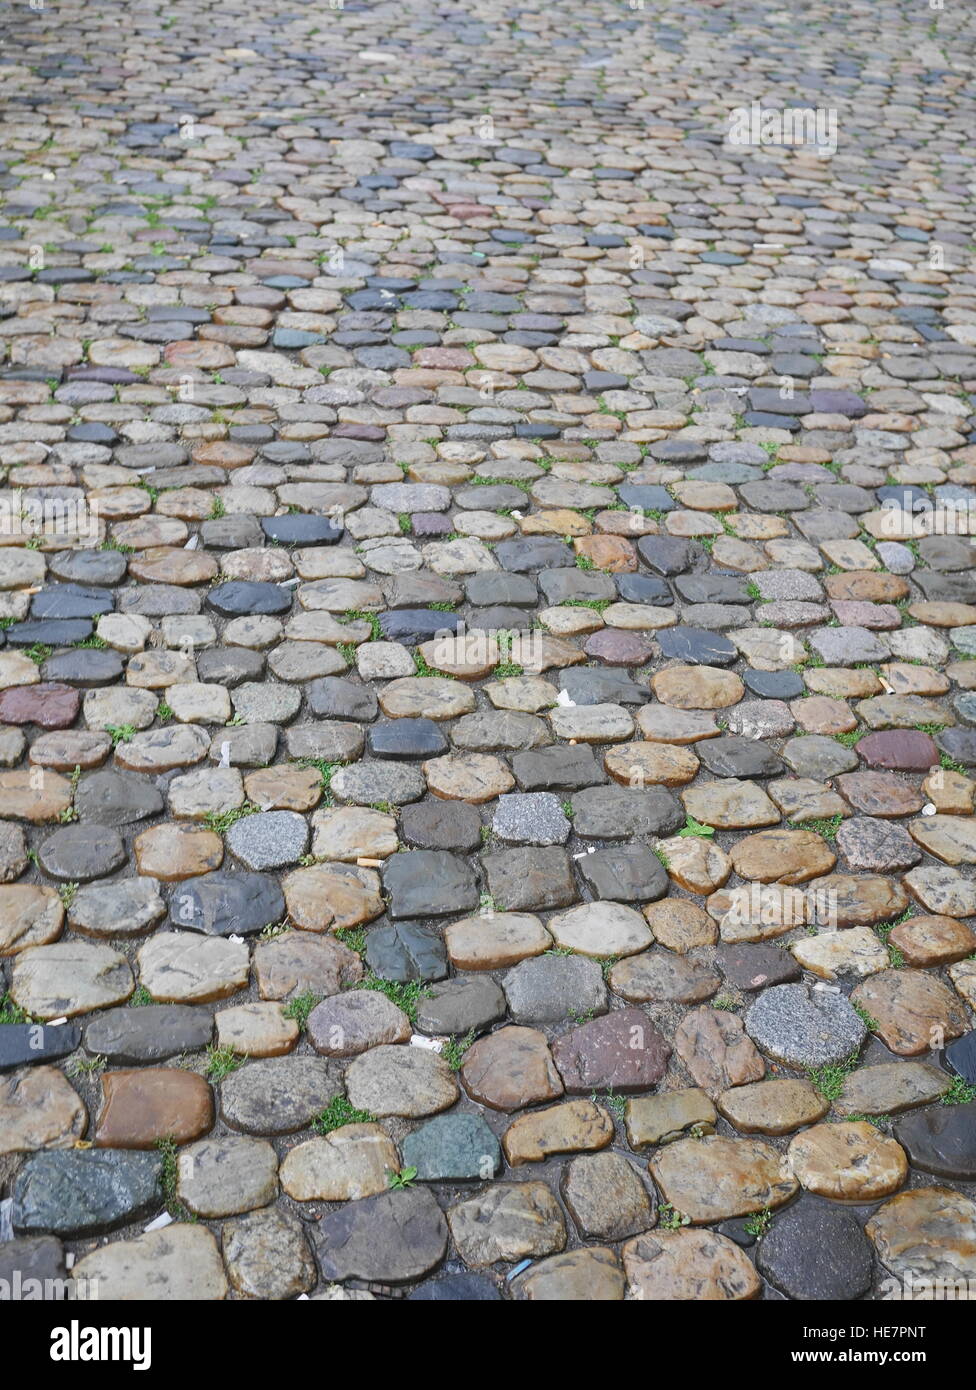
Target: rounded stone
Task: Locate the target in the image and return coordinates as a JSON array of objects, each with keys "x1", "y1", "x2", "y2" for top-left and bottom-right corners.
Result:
[
  {"x1": 745, "y1": 983, "x2": 868, "y2": 1069},
  {"x1": 307, "y1": 992, "x2": 411, "y2": 1056},
  {"x1": 756, "y1": 1199, "x2": 874, "y2": 1300},
  {"x1": 649, "y1": 1135, "x2": 798, "y2": 1225},
  {"x1": 787, "y1": 1121, "x2": 909, "y2": 1201},
  {"x1": 623, "y1": 1229, "x2": 761, "y2": 1301},
  {"x1": 280, "y1": 1125, "x2": 399, "y2": 1201},
  {"x1": 178, "y1": 1136, "x2": 279, "y2": 1219},
  {"x1": 344, "y1": 1044, "x2": 459, "y2": 1118}
]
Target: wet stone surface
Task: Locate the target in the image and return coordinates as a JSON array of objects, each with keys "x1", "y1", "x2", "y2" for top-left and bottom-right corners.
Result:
[{"x1": 0, "y1": 0, "x2": 974, "y2": 1305}]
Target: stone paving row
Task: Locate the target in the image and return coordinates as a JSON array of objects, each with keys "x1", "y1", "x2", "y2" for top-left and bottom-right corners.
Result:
[{"x1": 0, "y1": 0, "x2": 975, "y2": 1301}]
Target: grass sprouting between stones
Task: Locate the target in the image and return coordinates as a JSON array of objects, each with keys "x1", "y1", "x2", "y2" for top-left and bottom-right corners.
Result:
[
  {"x1": 312, "y1": 1096, "x2": 376, "y2": 1135},
  {"x1": 282, "y1": 992, "x2": 322, "y2": 1030}
]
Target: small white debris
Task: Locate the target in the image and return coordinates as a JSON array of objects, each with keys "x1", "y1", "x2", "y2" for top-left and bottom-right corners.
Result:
[
  {"x1": 410, "y1": 1034, "x2": 445, "y2": 1051},
  {"x1": 47, "y1": 1017, "x2": 68, "y2": 1027},
  {"x1": 556, "y1": 689, "x2": 575, "y2": 707},
  {"x1": 143, "y1": 1212, "x2": 174, "y2": 1233},
  {"x1": 922, "y1": 803, "x2": 938, "y2": 816}
]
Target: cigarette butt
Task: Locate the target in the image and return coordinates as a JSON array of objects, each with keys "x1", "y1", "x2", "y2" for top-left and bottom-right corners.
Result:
[{"x1": 356, "y1": 857, "x2": 384, "y2": 868}]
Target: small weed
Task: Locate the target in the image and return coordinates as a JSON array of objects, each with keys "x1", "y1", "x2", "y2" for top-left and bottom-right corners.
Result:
[
  {"x1": 591, "y1": 1087, "x2": 626, "y2": 1117},
  {"x1": 569, "y1": 1006, "x2": 596, "y2": 1024},
  {"x1": 441, "y1": 1028, "x2": 476, "y2": 1071},
  {"x1": 258, "y1": 920, "x2": 288, "y2": 942},
  {"x1": 312, "y1": 1096, "x2": 376, "y2": 1135},
  {"x1": 24, "y1": 643, "x2": 53, "y2": 666},
  {"x1": 352, "y1": 973, "x2": 431, "y2": 1024},
  {"x1": 597, "y1": 955, "x2": 619, "y2": 981},
  {"x1": 413, "y1": 648, "x2": 455, "y2": 679},
  {"x1": 206, "y1": 1046, "x2": 244, "y2": 1082},
  {"x1": 128, "y1": 985, "x2": 153, "y2": 1007},
  {"x1": 157, "y1": 702, "x2": 174, "y2": 723},
  {"x1": 677, "y1": 815, "x2": 715, "y2": 838},
  {"x1": 282, "y1": 992, "x2": 322, "y2": 1030},
  {"x1": 387, "y1": 1165, "x2": 418, "y2": 1190},
  {"x1": 58, "y1": 881, "x2": 79, "y2": 909},
  {"x1": 744, "y1": 1208, "x2": 773, "y2": 1239},
  {"x1": 105, "y1": 723, "x2": 137, "y2": 745},
  {"x1": 712, "y1": 995, "x2": 738, "y2": 1011},
  {"x1": 342, "y1": 609, "x2": 382, "y2": 641},
  {"x1": 874, "y1": 918, "x2": 907, "y2": 967},
  {"x1": 940, "y1": 753, "x2": 968, "y2": 774},
  {"x1": 204, "y1": 801, "x2": 260, "y2": 835},
  {"x1": 808, "y1": 1049, "x2": 861, "y2": 1101},
  {"x1": 335, "y1": 926, "x2": 366, "y2": 955},
  {"x1": 0, "y1": 992, "x2": 31, "y2": 1024},
  {"x1": 67, "y1": 1053, "x2": 107, "y2": 1078},
  {"x1": 789, "y1": 814, "x2": 843, "y2": 841},
  {"x1": 658, "y1": 1203, "x2": 691, "y2": 1231},
  {"x1": 941, "y1": 1076, "x2": 976, "y2": 1106},
  {"x1": 155, "y1": 1137, "x2": 196, "y2": 1221},
  {"x1": 296, "y1": 757, "x2": 340, "y2": 800},
  {"x1": 852, "y1": 1002, "x2": 879, "y2": 1032}
]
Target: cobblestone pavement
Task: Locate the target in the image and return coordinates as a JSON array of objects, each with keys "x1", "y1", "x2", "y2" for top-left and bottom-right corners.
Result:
[{"x1": 1, "y1": 0, "x2": 976, "y2": 1303}]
